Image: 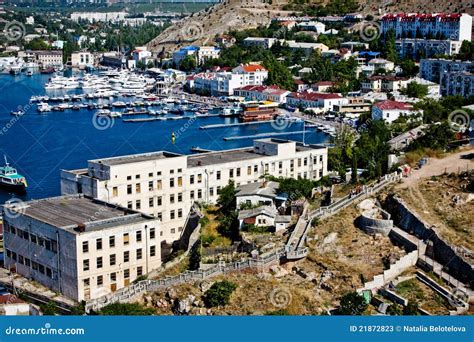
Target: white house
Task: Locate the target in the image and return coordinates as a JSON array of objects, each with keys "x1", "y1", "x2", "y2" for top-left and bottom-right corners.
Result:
[
  {"x1": 233, "y1": 85, "x2": 291, "y2": 104},
  {"x1": 236, "y1": 181, "x2": 287, "y2": 210},
  {"x1": 371, "y1": 100, "x2": 422, "y2": 124},
  {"x1": 71, "y1": 51, "x2": 95, "y2": 68},
  {"x1": 286, "y1": 91, "x2": 348, "y2": 111}
]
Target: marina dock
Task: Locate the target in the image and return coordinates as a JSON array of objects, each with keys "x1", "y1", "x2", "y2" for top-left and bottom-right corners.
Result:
[
  {"x1": 223, "y1": 130, "x2": 309, "y2": 141},
  {"x1": 200, "y1": 120, "x2": 277, "y2": 129}
]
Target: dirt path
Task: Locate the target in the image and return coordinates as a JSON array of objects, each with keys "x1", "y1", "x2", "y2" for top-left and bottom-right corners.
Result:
[{"x1": 399, "y1": 147, "x2": 474, "y2": 189}]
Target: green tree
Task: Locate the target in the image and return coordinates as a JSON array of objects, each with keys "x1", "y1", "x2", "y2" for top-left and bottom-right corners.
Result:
[
  {"x1": 217, "y1": 180, "x2": 237, "y2": 215},
  {"x1": 403, "y1": 301, "x2": 420, "y2": 315},
  {"x1": 401, "y1": 82, "x2": 428, "y2": 98},
  {"x1": 188, "y1": 240, "x2": 201, "y2": 271},
  {"x1": 99, "y1": 303, "x2": 155, "y2": 315},
  {"x1": 338, "y1": 292, "x2": 368, "y2": 315},
  {"x1": 203, "y1": 280, "x2": 237, "y2": 308},
  {"x1": 179, "y1": 55, "x2": 197, "y2": 72},
  {"x1": 399, "y1": 58, "x2": 419, "y2": 77}
]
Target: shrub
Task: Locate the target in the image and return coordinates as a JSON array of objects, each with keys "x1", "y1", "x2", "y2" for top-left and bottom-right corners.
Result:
[
  {"x1": 98, "y1": 303, "x2": 155, "y2": 315},
  {"x1": 203, "y1": 280, "x2": 237, "y2": 308}
]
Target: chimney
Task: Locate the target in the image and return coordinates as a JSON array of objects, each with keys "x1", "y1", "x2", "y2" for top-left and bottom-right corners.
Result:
[{"x1": 75, "y1": 223, "x2": 86, "y2": 233}]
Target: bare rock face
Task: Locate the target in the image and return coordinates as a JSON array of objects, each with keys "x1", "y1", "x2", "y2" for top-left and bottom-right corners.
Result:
[
  {"x1": 269, "y1": 265, "x2": 289, "y2": 278},
  {"x1": 199, "y1": 280, "x2": 214, "y2": 293},
  {"x1": 166, "y1": 287, "x2": 178, "y2": 301},
  {"x1": 173, "y1": 295, "x2": 196, "y2": 315}
]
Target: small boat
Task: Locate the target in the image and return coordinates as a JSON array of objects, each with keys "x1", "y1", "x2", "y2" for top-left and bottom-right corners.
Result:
[
  {"x1": 40, "y1": 67, "x2": 55, "y2": 74},
  {"x1": 10, "y1": 110, "x2": 24, "y2": 116},
  {"x1": 112, "y1": 101, "x2": 127, "y2": 108},
  {"x1": 96, "y1": 109, "x2": 111, "y2": 116},
  {"x1": 26, "y1": 70, "x2": 33, "y2": 76},
  {"x1": 37, "y1": 102, "x2": 52, "y2": 113},
  {"x1": 0, "y1": 156, "x2": 27, "y2": 192}
]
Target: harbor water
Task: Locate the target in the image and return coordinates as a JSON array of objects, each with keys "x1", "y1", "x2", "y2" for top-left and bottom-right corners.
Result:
[{"x1": 0, "y1": 72, "x2": 329, "y2": 203}]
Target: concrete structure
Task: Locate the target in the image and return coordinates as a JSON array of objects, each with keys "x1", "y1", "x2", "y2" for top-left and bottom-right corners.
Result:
[
  {"x1": 381, "y1": 13, "x2": 472, "y2": 42},
  {"x1": 61, "y1": 139, "x2": 328, "y2": 245},
  {"x1": 367, "y1": 58, "x2": 395, "y2": 72},
  {"x1": 234, "y1": 85, "x2": 291, "y2": 104},
  {"x1": 297, "y1": 21, "x2": 325, "y2": 33},
  {"x1": 333, "y1": 97, "x2": 371, "y2": 118},
  {"x1": 286, "y1": 92, "x2": 348, "y2": 111},
  {"x1": 237, "y1": 207, "x2": 290, "y2": 232},
  {"x1": 71, "y1": 51, "x2": 95, "y2": 68},
  {"x1": 283, "y1": 40, "x2": 329, "y2": 56},
  {"x1": 172, "y1": 46, "x2": 198, "y2": 66},
  {"x1": 71, "y1": 12, "x2": 127, "y2": 23},
  {"x1": 420, "y1": 59, "x2": 474, "y2": 96},
  {"x1": 196, "y1": 46, "x2": 221, "y2": 65},
  {"x1": 395, "y1": 39, "x2": 462, "y2": 58},
  {"x1": 371, "y1": 100, "x2": 422, "y2": 124},
  {"x1": 243, "y1": 37, "x2": 277, "y2": 49},
  {"x1": 3, "y1": 195, "x2": 161, "y2": 302}
]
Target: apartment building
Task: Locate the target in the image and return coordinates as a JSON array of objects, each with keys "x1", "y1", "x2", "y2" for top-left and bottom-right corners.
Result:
[
  {"x1": 381, "y1": 13, "x2": 472, "y2": 41},
  {"x1": 286, "y1": 91, "x2": 348, "y2": 111},
  {"x1": 361, "y1": 76, "x2": 410, "y2": 93},
  {"x1": 71, "y1": 51, "x2": 95, "y2": 68},
  {"x1": 61, "y1": 139, "x2": 328, "y2": 245},
  {"x1": 371, "y1": 100, "x2": 422, "y2": 124},
  {"x1": 19, "y1": 50, "x2": 63, "y2": 68},
  {"x1": 420, "y1": 58, "x2": 474, "y2": 82},
  {"x1": 3, "y1": 195, "x2": 161, "y2": 302},
  {"x1": 234, "y1": 85, "x2": 291, "y2": 104},
  {"x1": 395, "y1": 39, "x2": 463, "y2": 58},
  {"x1": 441, "y1": 72, "x2": 474, "y2": 97}
]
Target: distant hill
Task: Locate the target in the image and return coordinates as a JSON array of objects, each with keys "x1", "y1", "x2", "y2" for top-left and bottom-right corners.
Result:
[{"x1": 147, "y1": 0, "x2": 473, "y2": 52}]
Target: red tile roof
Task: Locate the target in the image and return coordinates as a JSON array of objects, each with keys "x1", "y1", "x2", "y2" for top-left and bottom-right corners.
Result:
[
  {"x1": 237, "y1": 64, "x2": 267, "y2": 72},
  {"x1": 0, "y1": 294, "x2": 25, "y2": 305},
  {"x1": 290, "y1": 91, "x2": 342, "y2": 101},
  {"x1": 373, "y1": 100, "x2": 413, "y2": 110}
]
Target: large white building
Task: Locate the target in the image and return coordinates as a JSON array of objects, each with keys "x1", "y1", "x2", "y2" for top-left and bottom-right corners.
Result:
[
  {"x1": 286, "y1": 91, "x2": 348, "y2": 111},
  {"x1": 71, "y1": 52, "x2": 95, "y2": 68},
  {"x1": 381, "y1": 13, "x2": 472, "y2": 41},
  {"x1": 189, "y1": 64, "x2": 268, "y2": 96},
  {"x1": 3, "y1": 195, "x2": 161, "y2": 302},
  {"x1": 61, "y1": 139, "x2": 328, "y2": 245}
]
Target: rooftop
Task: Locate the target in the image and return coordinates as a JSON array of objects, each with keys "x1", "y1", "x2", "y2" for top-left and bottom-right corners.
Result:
[
  {"x1": 373, "y1": 100, "x2": 413, "y2": 111},
  {"x1": 236, "y1": 181, "x2": 281, "y2": 198},
  {"x1": 89, "y1": 151, "x2": 182, "y2": 166},
  {"x1": 3, "y1": 194, "x2": 154, "y2": 232}
]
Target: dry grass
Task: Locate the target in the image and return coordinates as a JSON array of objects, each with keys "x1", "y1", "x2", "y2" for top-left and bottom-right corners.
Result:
[{"x1": 201, "y1": 205, "x2": 232, "y2": 248}]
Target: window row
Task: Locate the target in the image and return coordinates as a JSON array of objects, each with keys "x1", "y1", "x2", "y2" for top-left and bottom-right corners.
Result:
[
  {"x1": 6, "y1": 249, "x2": 54, "y2": 279},
  {"x1": 83, "y1": 266, "x2": 144, "y2": 287},
  {"x1": 82, "y1": 228, "x2": 156, "y2": 253},
  {"x1": 82, "y1": 246, "x2": 157, "y2": 271},
  {"x1": 5, "y1": 225, "x2": 58, "y2": 253}
]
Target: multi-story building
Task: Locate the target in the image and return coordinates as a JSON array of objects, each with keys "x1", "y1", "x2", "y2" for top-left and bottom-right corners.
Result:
[
  {"x1": 361, "y1": 76, "x2": 410, "y2": 93},
  {"x1": 420, "y1": 58, "x2": 474, "y2": 82},
  {"x1": 381, "y1": 13, "x2": 472, "y2": 41},
  {"x1": 61, "y1": 139, "x2": 328, "y2": 245},
  {"x1": 286, "y1": 92, "x2": 348, "y2": 111},
  {"x1": 19, "y1": 50, "x2": 63, "y2": 68},
  {"x1": 395, "y1": 39, "x2": 463, "y2": 58},
  {"x1": 297, "y1": 21, "x2": 326, "y2": 33},
  {"x1": 420, "y1": 59, "x2": 474, "y2": 96},
  {"x1": 441, "y1": 71, "x2": 474, "y2": 97},
  {"x1": 71, "y1": 52, "x2": 95, "y2": 68},
  {"x1": 196, "y1": 46, "x2": 221, "y2": 65},
  {"x1": 234, "y1": 85, "x2": 291, "y2": 104},
  {"x1": 3, "y1": 195, "x2": 161, "y2": 302},
  {"x1": 371, "y1": 100, "x2": 422, "y2": 124},
  {"x1": 189, "y1": 64, "x2": 268, "y2": 96}
]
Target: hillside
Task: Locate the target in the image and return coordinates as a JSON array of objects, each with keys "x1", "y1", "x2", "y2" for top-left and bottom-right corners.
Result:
[{"x1": 147, "y1": 0, "x2": 473, "y2": 52}]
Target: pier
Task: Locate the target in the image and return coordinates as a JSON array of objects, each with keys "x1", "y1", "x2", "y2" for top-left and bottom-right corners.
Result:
[
  {"x1": 200, "y1": 120, "x2": 277, "y2": 129},
  {"x1": 223, "y1": 130, "x2": 309, "y2": 141}
]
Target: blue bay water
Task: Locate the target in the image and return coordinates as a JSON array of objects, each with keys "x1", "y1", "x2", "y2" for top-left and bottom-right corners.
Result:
[{"x1": 0, "y1": 73, "x2": 328, "y2": 204}]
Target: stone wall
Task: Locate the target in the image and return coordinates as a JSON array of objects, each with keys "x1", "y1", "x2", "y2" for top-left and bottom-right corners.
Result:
[
  {"x1": 384, "y1": 196, "x2": 474, "y2": 286},
  {"x1": 357, "y1": 207, "x2": 393, "y2": 236}
]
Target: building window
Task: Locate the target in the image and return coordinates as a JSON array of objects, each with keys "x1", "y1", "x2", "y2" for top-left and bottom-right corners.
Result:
[
  {"x1": 96, "y1": 238, "x2": 102, "y2": 251},
  {"x1": 136, "y1": 200, "x2": 141, "y2": 210},
  {"x1": 150, "y1": 228, "x2": 156, "y2": 239},
  {"x1": 137, "y1": 266, "x2": 143, "y2": 277},
  {"x1": 236, "y1": 168, "x2": 241, "y2": 177},
  {"x1": 157, "y1": 180, "x2": 162, "y2": 190},
  {"x1": 178, "y1": 193, "x2": 183, "y2": 202},
  {"x1": 82, "y1": 241, "x2": 89, "y2": 253},
  {"x1": 157, "y1": 196, "x2": 162, "y2": 206},
  {"x1": 135, "y1": 174, "x2": 140, "y2": 180},
  {"x1": 148, "y1": 181, "x2": 154, "y2": 191},
  {"x1": 190, "y1": 175, "x2": 194, "y2": 184},
  {"x1": 177, "y1": 176, "x2": 183, "y2": 187},
  {"x1": 127, "y1": 201, "x2": 133, "y2": 209},
  {"x1": 97, "y1": 275, "x2": 103, "y2": 286},
  {"x1": 177, "y1": 168, "x2": 182, "y2": 173},
  {"x1": 136, "y1": 183, "x2": 141, "y2": 194},
  {"x1": 110, "y1": 272, "x2": 117, "y2": 282},
  {"x1": 149, "y1": 197, "x2": 154, "y2": 208},
  {"x1": 157, "y1": 171, "x2": 161, "y2": 176},
  {"x1": 190, "y1": 190, "x2": 195, "y2": 200},
  {"x1": 170, "y1": 210, "x2": 175, "y2": 220},
  {"x1": 170, "y1": 178, "x2": 175, "y2": 188},
  {"x1": 123, "y1": 233, "x2": 129, "y2": 245},
  {"x1": 150, "y1": 246, "x2": 156, "y2": 257},
  {"x1": 210, "y1": 187, "x2": 214, "y2": 197},
  {"x1": 247, "y1": 166, "x2": 251, "y2": 175},
  {"x1": 178, "y1": 209, "x2": 183, "y2": 218},
  {"x1": 136, "y1": 248, "x2": 142, "y2": 260},
  {"x1": 124, "y1": 269, "x2": 130, "y2": 279},
  {"x1": 197, "y1": 174, "x2": 202, "y2": 183},
  {"x1": 216, "y1": 171, "x2": 221, "y2": 180},
  {"x1": 170, "y1": 194, "x2": 175, "y2": 204},
  {"x1": 97, "y1": 257, "x2": 103, "y2": 269},
  {"x1": 109, "y1": 236, "x2": 115, "y2": 248},
  {"x1": 124, "y1": 251, "x2": 130, "y2": 263},
  {"x1": 136, "y1": 230, "x2": 142, "y2": 242},
  {"x1": 83, "y1": 278, "x2": 90, "y2": 287},
  {"x1": 171, "y1": 228, "x2": 176, "y2": 234},
  {"x1": 127, "y1": 176, "x2": 132, "y2": 181},
  {"x1": 110, "y1": 254, "x2": 116, "y2": 266},
  {"x1": 83, "y1": 259, "x2": 89, "y2": 271},
  {"x1": 229, "y1": 169, "x2": 234, "y2": 178},
  {"x1": 112, "y1": 187, "x2": 118, "y2": 197},
  {"x1": 254, "y1": 165, "x2": 258, "y2": 172},
  {"x1": 127, "y1": 184, "x2": 132, "y2": 194},
  {"x1": 148, "y1": 172, "x2": 153, "y2": 178},
  {"x1": 197, "y1": 189, "x2": 202, "y2": 199}
]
